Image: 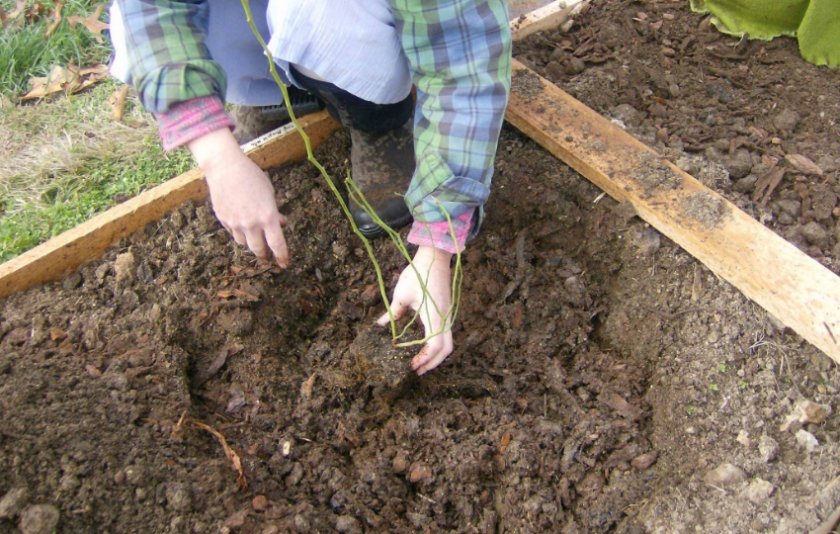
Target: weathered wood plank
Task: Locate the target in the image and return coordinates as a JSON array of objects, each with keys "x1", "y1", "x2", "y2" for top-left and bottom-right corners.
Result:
[
  {"x1": 504, "y1": 60, "x2": 840, "y2": 364},
  {"x1": 510, "y1": 1, "x2": 584, "y2": 41}
]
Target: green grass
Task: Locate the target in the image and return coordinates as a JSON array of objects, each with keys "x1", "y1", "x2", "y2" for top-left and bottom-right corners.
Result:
[
  {"x1": 0, "y1": 0, "x2": 111, "y2": 96},
  {"x1": 0, "y1": 75, "x2": 196, "y2": 261},
  {"x1": 0, "y1": 139, "x2": 193, "y2": 261},
  {"x1": 0, "y1": 2, "x2": 199, "y2": 262}
]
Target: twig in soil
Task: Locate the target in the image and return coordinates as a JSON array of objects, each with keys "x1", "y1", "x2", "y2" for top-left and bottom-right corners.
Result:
[
  {"x1": 656, "y1": 306, "x2": 707, "y2": 321},
  {"x1": 706, "y1": 483, "x2": 728, "y2": 495},
  {"x1": 642, "y1": 303, "x2": 705, "y2": 322},
  {"x1": 183, "y1": 416, "x2": 248, "y2": 491},
  {"x1": 417, "y1": 493, "x2": 437, "y2": 505},
  {"x1": 812, "y1": 503, "x2": 840, "y2": 534},
  {"x1": 501, "y1": 230, "x2": 532, "y2": 303},
  {"x1": 224, "y1": 265, "x2": 274, "y2": 280},
  {"x1": 0, "y1": 429, "x2": 32, "y2": 440}
]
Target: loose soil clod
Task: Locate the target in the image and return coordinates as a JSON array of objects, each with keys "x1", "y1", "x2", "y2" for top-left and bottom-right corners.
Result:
[{"x1": 341, "y1": 326, "x2": 417, "y2": 390}]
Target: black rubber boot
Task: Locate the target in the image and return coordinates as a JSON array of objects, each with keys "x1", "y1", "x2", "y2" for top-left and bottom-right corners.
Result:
[
  {"x1": 231, "y1": 87, "x2": 323, "y2": 145},
  {"x1": 289, "y1": 65, "x2": 415, "y2": 238},
  {"x1": 348, "y1": 119, "x2": 415, "y2": 237}
]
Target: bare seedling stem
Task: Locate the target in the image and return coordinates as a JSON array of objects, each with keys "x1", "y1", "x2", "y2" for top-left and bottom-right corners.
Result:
[{"x1": 240, "y1": 0, "x2": 463, "y2": 346}]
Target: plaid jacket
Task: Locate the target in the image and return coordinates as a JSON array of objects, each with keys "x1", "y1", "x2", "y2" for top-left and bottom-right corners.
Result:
[{"x1": 117, "y1": 0, "x2": 511, "y2": 252}]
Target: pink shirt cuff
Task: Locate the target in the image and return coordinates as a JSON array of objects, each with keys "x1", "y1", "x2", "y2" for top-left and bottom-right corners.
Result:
[
  {"x1": 155, "y1": 96, "x2": 235, "y2": 150},
  {"x1": 406, "y1": 210, "x2": 474, "y2": 254}
]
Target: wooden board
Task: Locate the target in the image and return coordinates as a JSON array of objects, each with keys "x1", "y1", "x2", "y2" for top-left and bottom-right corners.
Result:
[
  {"x1": 504, "y1": 60, "x2": 840, "y2": 364},
  {"x1": 0, "y1": 110, "x2": 338, "y2": 298},
  {"x1": 510, "y1": 1, "x2": 583, "y2": 41}
]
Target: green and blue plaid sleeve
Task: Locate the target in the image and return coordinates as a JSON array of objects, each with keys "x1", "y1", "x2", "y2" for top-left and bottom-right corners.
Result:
[
  {"x1": 390, "y1": 0, "x2": 511, "y2": 243},
  {"x1": 116, "y1": 0, "x2": 227, "y2": 113}
]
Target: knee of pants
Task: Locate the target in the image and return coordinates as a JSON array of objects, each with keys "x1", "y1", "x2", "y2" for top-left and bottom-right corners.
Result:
[{"x1": 290, "y1": 65, "x2": 413, "y2": 135}]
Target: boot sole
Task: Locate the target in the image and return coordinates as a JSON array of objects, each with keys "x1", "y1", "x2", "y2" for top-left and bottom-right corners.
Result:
[{"x1": 356, "y1": 212, "x2": 414, "y2": 239}]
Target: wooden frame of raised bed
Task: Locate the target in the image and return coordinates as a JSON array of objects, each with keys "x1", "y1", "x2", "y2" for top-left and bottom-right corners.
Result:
[{"x1": 2, "y1": 4, "x2": 839, "y2": 366}]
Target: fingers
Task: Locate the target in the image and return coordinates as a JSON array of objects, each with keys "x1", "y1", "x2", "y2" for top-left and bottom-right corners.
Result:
[
  {"x1": 244, "y1": 230, "x2": 271, "y2": 262},
  {"x1": 412, "y1": 330, "x2": 454, "y2": 375},
  {"x1": 222, "y1": 213, "x2": 289, "y2": 267},
  {"x1": 376, "y1": 297, "x2": 410, "y2": 327},
  {"x1": 413, "y1": 295, "x2": 453, "y2": 374},
  {"x1": 375, "y1": 260, "x2": 455, "y2": 375},
  {"x1": 263, "y1": 219, "x2": 289, "y2": 268},
  {"x1": 231, "y1": 229, "x2": 247, "y2": 247}
]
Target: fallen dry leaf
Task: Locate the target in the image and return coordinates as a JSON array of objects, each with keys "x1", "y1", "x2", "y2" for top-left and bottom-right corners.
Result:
[
  {"x1": 21, "y1": 63, "x2": 108, "y2": 100},
  {"x1": 499, "y1": 432, "x2": 512, "y2": 454},
  {"x1": 7, "y1": 0, "x2": 26, "y2": 20},
  {"x1": 599, "y1": 391, "x2": 642, "y2": 420},
  {"x1": 11, "y1": 0, "x2": 55, "y2": 27},
  {"x1": 784, "y1": 153, "x2": 823, "y2": 176},
  {"x1": 408, "y1": 463, "x2": 433, "y2": 483},
  {"x1": 108, "y1": 85, "x2": 129, "y2": 121},
  {"x1": 8, "y1": 0, "x2": 45, "y2": 26},
  {"x1": 216, "y1": 287, "x2": 260, "y2": 302},
  {"x1": 48, "y1": 327, "x2": 66, "y2": 341},
  {"x1": 300, "y1": 373, "x2": 316, "y2": 399},
  {"x1": 44, "y1": 0, "x2": 63, "y2": 37},
  {"x1": 753, "y1": 166, "x2": 786, "y2": 206},
  {"x1": 68, "y1": 3, "x2": 107, "y2": 41},
  {"x1": 23, "y1": 64, "x2": 79, "y2": 98},
  {"x1": 1, "y1": 5, "x2": 7, "y2": 26},
  {"x1": 78, "y1": 63, "x2": 108, "y2": 76}
]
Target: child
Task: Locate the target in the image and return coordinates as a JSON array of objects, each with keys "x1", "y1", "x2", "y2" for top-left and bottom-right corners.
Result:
[{"x1": 109, "y1": 0, "x2": 511, "y2": 374}]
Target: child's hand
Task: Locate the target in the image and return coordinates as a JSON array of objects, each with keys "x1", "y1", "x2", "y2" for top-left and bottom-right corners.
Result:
[
  {"x1": 189, "y1": 129, "x2": 289, "y2": 267},
  {"x1": 376, "y1": 246, "x2": 454, "y2": 375}
]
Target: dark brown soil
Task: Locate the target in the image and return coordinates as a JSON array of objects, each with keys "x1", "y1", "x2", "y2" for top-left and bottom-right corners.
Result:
[{"x1": 1, "y1": 1, "x2": 839, "y2": 532}]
